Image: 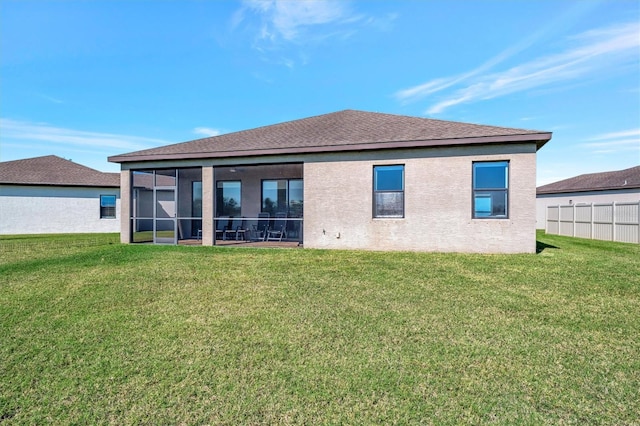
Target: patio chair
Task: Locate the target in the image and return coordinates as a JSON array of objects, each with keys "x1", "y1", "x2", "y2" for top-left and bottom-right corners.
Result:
[
  {"x1": 251, "y1": 212, "x2": 270, "y2": 241},
  {"x1": 215, "y1": 216, "x2": 229, "y2": 240},
  {"x1": 232, "y1": 217, "x2": 249, "y2": 241},
  {"x1": 266, "y1": 212, "x2": 287, "y2": 242},
  {"x1": 223, "y1": 217, "x2": 240, "y2": 241}
]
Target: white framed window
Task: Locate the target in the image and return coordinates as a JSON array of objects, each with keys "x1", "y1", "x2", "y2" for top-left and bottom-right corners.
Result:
[
  {"x1": 472, "y1": 161, "x2": 509, "y2": 219},
  {"x1": 100, "y1": 195, "x2": 117, "y2": 219},
  {"x1": 373, "y1": 165, "x2": 404, "y2": 218}
]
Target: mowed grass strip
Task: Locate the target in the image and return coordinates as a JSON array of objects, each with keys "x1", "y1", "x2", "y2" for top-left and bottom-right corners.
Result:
[{"x1": 1, "y1": 232, "x2": 638, "y2": 424}]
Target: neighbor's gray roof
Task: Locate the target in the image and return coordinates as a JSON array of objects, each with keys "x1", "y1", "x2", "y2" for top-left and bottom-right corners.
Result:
[
  {"x1": 537, "y1": 165, "x2": 640, "y2": 194},
  {"x1": 109, "y1": 109, "x2": 552, "y2": 163},
  {"x1": 0, "y1": 155, "x2": 120, "y2": 187}
]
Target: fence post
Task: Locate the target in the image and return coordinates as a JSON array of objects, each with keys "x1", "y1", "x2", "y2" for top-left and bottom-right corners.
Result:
[
  {"x1": 572, "y1": 204, "x2": 576, "y2": 237},
  {"x1": 546, "y1": 205, "x2": 554, "y2": 234},
  {"x1": 590, "y1": 203, "x2": 594, "y2": 240},
  {"x1": 612, "y1": 202, "x2": 616, "y2": 242}
]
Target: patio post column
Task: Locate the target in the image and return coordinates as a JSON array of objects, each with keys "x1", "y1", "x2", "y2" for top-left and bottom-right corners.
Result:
[
  {"x1": 120, "y1": 169, "x2": 131, "y2": 243},
  {"x1": 202, "y1": 166, "x2": 214, "y2": 246}
]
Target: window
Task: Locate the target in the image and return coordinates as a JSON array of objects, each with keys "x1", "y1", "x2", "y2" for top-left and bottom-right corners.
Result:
[
  {"x1": 473, "y1": 161, "x2": 509, "y2": 218},
  {"x1": 373, "y1": 165, "x2": 404, "y2": 218},
  {"x1": 192, "y1": 181, "x2": 202, "y2": 217},
  {"x1": 261, "y1": 179, "x2": 303, "y2": 217},
  {"x1": 216, "y1": 181, "x2": 241, "y2": 216},
  {"x1": 192, "y1": 181, "x2": 202, "y2": 237},
  {"x1": 100, "y1": 195, "x2": 116, "y2": 219}
]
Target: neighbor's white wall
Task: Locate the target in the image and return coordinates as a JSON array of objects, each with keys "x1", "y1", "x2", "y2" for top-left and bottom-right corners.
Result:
[
  {"x1": 303, "y1": 144, "x2": 538, "y2": 253},
  {"x1": 536, "y1": 189, "x2": 640, "y2": 229},
  {"x1": 0, "y1": 185, "x2": 121, "y2": 234}
]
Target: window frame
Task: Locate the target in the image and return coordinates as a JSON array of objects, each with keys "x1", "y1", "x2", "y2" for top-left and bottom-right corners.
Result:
[
  {"x1": 373, "y1": 164, "x2": 405, "y2": 219},
  {"x1": 472, "y1": 160, "x2": 509, "y2": 219},
  {"x1": 100, "y1": 194, "x2": 117, "y2": 219},
  {"x1": 260, "y1": 178, "x2": 304, "y2": 217}
]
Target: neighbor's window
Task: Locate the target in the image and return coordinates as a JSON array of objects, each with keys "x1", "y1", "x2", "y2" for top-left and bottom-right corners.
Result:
[
  {"x1": 473, "y1": 161, "x2": 509, "y2": 218},
  {"x1": 373, "y1": 165, "x2": 404, "y2": 218},
  {"x1": 100, "y1": 195, "x2": 116, "y2": 219}
]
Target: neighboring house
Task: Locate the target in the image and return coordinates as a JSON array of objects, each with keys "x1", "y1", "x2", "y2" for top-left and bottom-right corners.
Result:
[
  {"x1": 108, "y1": 110, "x2": 552, "y2": 253},
  {"x1": 536, "y1": 165, "x2": 640, "y2": 229},
  {"x1": 0, "y1": 155, "x2": 120, "y2": 234}
]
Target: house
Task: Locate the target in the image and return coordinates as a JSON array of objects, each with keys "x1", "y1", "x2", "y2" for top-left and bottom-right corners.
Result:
[
  {"x1": 536, "y1": 165, "x2": 640, "y2": 229},
  {"x1": 108, "y1": 110, "x2": 552, "y2": 253},
  {"x1": 0, "y1": 155, "x2": 120, "y2": 234}
]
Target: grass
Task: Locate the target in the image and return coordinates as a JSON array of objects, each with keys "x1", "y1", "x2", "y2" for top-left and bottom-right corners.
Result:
[{"x1": 1, "y1": 232, "x2": 639, "y2": 425}]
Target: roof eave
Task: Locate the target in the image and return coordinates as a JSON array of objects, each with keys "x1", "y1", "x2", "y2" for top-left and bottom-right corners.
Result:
[
  {"x1": 0, "y1": 182, "x2": 120, "y2": 188},
  {"x1": 537, "y1": 184, "x2": 640, "y2": 195},
  {"x1": 109, "y1": 133, "x2": 552, "y2": 164}
]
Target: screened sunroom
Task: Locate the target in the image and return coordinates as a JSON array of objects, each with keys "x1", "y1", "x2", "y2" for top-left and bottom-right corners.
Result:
[{"x1": 128, "y1": 163, "x2": 303, "y2": 245}]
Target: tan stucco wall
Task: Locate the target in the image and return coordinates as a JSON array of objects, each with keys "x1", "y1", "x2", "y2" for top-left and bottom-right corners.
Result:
[
  {"x1": 202, "y1": 166, "x2": 214, "y2": 245},
  {"x1": 536, "y1": 189, "x2": 640, "y2": 229},
  {"x1": 120, "y1": 170, "x2": 131, "y2": 243},
  {"x1": 303, "y1": 144, "x2": 538, "y2": 253}
]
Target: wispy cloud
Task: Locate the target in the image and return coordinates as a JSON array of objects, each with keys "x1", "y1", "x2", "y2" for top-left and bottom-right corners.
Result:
[
  {"x1": 193, "y1": 127, "x2": 223, "y2": 137},
  {"x1": 0, "y1": 118, "x2": 169, "y2": 152},
  {"x1": 244, "y1": 0, "x2": 352, "y2": 42},
  {"x1": 583, "y1": 128, "x2": 640, "y2": 154},
  {"x1": 396, "y1": 20, "x2": 640, "y2": 115},
  {"x1": 587, "y1": 129, "x2": 640, "y2": 141},
  {"x1": 234, "y1": 0, "x2": 394, "y2": 66},
  {"x1": 36, "y1": 93, "x2": 64, "y2": 104}
]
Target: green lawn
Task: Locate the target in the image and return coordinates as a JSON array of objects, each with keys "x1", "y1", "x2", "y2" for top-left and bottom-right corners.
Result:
[{"x1": 1, "y1": 232, "x2": 639, "y2": 424}]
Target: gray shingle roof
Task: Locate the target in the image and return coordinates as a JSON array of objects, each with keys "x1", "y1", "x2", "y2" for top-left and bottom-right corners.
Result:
[
  {"x1": 109, "y1": 109, "x2": 551, "y2": 163},
  {"x1": 537, "y1": 165, "x2": 640, "y2": 194},
  {"x1": 0, "y1": 155, "x2": 120, "y2": 187}
]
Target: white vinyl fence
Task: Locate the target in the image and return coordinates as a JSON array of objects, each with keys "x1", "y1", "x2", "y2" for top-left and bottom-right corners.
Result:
[{"x1": 546, "y1": 201, "x2": 640, "y2": 244}]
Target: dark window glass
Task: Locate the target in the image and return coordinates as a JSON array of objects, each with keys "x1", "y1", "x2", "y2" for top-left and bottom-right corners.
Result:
[
  {"x1": 262, "y1": 180, "x2": 287, "y2": 215},
  {"x1": 374, "y1": 165, "x2": 404, "y2": 218},
  {"x1": 288, "y1": 179, "x2": 304, "y2": 217},
  {"x1": 473, "y1": 161, "x2": 508, "y2": 218},
  {"x1": 262, "y1": 179, "x2": 304, "y2": 217},
  {"x1": 192, "y1": 181, "x2": 202, "y2": 217},
  {"x1": 216, "y1": 181, "x2": 241, "y2": 217},
  {"x1": 192, "y1": 181, "x2": 202, "y2": 237}
]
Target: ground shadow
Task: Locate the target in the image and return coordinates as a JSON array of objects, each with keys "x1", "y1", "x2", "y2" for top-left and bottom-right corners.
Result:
[{"x1": 536, "y1": 240, "x2": 559, "y2": 254}]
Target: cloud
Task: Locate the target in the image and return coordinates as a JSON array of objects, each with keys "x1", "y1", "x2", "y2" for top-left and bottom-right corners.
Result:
[
  {"x1": 396, "y1": 20, "x2": 640, "y2": 115},
  {"x1": 37, "y1": 93, "x2": 64, "y2": 104},
  {"x1": 234, "y1": 0, "x2": 394, "y2": 67},
  {"x1": 193, "y1": 127, "x2": 223, "y2": 137},
  {"x1": 583, "y1": 128, "x2": 640, "y2": 154},
  {"x1": 0, "y1": 118, "x2": 169, "y2": 152},
  {"x1": 587, "y1": 129, "x2": 640, "y2": 141},
  {"x1": 243, "y1": 0, "x2": 354, "y2": 42}
]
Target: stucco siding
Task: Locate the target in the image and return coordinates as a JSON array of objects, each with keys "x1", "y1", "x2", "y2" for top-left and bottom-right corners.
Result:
[
  {"x1": 303, "y1": 144, "x2": 537, "y2": 253},
  {"x1": 0, "y1": 185, "x2": 120, "y2": 234},
  {"x1": 536, "y1": 189, "x2": 640, "y2": 229}
]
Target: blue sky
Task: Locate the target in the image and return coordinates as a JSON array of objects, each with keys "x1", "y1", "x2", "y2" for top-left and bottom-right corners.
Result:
[{"x1": 1, "y1": 0, "x2": 638, "y2": 185}]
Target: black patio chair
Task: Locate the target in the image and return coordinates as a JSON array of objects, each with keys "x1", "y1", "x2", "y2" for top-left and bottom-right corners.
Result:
[{"x1": 266, "y1": 212, "x2": 287, "y2": 242}]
